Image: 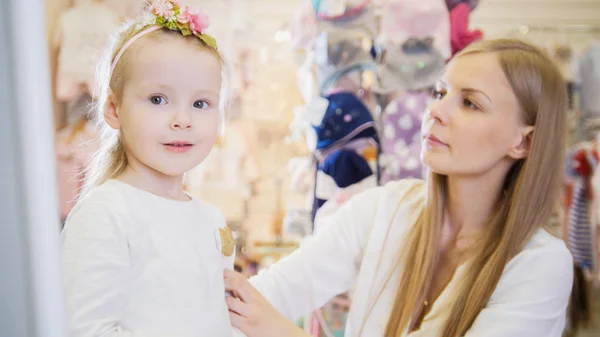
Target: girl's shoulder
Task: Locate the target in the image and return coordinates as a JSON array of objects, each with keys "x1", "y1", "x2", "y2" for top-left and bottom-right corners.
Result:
[
  {"x1": 62, "y1": 181, "x2": 132, "y2": 242},
  {"x1": 65, "y1": 180, "x2": 130, "y2": 222}
]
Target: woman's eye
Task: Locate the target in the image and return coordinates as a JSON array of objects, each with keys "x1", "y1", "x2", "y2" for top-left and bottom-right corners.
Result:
[
  {"x1": 463, "y1": 99, "x2": 479, "y2": 110},
  {"x1": 193, "y1": 100, "x2": 210, "y2": 109},
  {"x1": 149, "y1": 95, "x2": 167, "y2": 105},
  {"x1": 431, "y1": 89, "x2": 445, "y2": 100}
]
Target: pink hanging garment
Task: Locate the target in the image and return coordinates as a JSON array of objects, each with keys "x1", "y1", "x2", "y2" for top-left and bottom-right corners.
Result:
[
  {"x1": 55, "y1": 121, "x2": 98, "y2": 220},
  {"x1": 449, "y1": 3, "x2": 483, "y2": 56},
  {"x1": 290, "y1": 2, "x2": 319, "y2": 50},
  {"x1": 380, "y1": 0, "x2": 452, "y2": 60},
  {"x1": 55, "y1": 1, "x2": 120, "y2": 102}
]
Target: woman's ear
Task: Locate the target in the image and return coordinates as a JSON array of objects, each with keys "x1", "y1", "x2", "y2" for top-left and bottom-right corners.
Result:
[
  {"x1": 104, "y1": 93, "x2": 120, "y2": 130},
  {"x1": 508, "y1": 126, "x2": 534, "y2": 160}
]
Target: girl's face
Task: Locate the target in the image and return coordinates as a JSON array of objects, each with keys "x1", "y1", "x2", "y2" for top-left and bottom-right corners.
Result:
[
  {"x1": 107, "y1": 35, "x2": 222, "y2": 178},
  {"x1": 421, "y1": 53, "x2": 534, "y2": 178}
]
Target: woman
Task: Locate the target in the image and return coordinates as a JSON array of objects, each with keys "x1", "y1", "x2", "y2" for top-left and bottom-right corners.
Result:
[{"x1": 225, "y1": 39, "x2": 574, "y2": 337}]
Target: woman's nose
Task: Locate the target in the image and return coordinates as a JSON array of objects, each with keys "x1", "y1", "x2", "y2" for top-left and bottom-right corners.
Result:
[{"x1": 427, "y1": 97, "x2": 449, "y2": 125}]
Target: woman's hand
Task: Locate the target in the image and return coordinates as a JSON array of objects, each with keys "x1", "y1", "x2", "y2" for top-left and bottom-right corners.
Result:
[{"x1": 224, "y1": 269, "x2": 309, "y2": 337}]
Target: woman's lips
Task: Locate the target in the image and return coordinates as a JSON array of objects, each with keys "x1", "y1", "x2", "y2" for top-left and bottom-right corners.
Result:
[{"x1": 424, "y1": 134, "x2": 448, "y2": 147}]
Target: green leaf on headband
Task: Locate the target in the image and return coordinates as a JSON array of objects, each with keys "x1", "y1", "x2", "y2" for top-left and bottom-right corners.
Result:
[
  {"x1": 156, "y1": 16, "x2": 167, "y2": 26},
  {"x1": 165, "y1": 20, "x2": 177, "y2": 30},
  {"x1": 181, "y1": 28, "x2": 192, "y2": 36},
  {"x1": 197, "y1": 33, "x2": 218, "y2": 49},
  {"x1": 173, "y1": 22, "x2": 189, "y2": 36}
]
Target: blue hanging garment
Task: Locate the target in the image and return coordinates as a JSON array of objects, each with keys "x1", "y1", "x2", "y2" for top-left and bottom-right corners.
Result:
[{"x1": 312, "y1": 91, "x2": 379, "y2": 218}]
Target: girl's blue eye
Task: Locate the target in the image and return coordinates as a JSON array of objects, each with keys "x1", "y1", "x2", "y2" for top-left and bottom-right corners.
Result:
[
  {"x1": 194, "y1": 100, "x2": 210, "y2": 109},
  {"x1": 149, "y1": 95, "x2": 167, "y2": 105}
]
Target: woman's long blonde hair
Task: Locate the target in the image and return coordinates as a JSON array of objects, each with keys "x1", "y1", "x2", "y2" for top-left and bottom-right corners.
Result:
[
  {"x1": 81, "y1": 18, "x2": 230, "y2": 197},
  {"x1": 384, "y1": 39, "x2": 567, "y2": 337}
]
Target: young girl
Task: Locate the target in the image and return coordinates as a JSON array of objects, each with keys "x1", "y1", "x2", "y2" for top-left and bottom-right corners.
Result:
[{"x1": 61, "y1": 2, "x2": 238, "y2": 336}]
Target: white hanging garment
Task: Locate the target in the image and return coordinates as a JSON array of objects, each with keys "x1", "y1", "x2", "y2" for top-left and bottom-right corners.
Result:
[{"x1": 55, "y1": 1, "x2": 120, "y2": 102}]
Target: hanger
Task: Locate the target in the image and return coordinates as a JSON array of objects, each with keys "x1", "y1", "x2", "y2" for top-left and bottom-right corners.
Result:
[{"x1": 319, "y1": 62, "x2": 376, "y2": 94}]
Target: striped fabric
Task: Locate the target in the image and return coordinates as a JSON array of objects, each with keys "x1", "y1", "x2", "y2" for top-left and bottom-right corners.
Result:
[{"x1": 568, "y1": 182, "x2": 595, "y2": 270}]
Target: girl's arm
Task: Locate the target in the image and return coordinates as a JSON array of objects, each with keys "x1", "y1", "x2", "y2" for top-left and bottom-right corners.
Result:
[{"x1": 62, "y1": 199, "x2": 151, "y2": 337}]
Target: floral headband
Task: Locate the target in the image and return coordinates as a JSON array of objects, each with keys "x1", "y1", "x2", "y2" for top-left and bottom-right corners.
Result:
[{"x1": 110, "y1": 0, "x2": 217, "y2": 74}]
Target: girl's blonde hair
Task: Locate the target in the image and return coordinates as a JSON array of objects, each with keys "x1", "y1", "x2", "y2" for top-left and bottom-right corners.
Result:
[
  {"x1": 380, "y1": 39, "x2": 568, "y2": 336},
  {"x1": 82, "y1": 18, "x2": 231, "y2": 196}
]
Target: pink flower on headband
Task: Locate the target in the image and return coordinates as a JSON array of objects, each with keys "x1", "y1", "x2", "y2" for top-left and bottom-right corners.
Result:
[
  {"x1": 151, "y1": 0, "x2": 176, "y2": 21},
  {"x1": 176, "y1": 5, "x2": 193, "y2": 23},
  {"x1": 190, "y1": 11, "x2": 210, "y2": 34},
  {"x1": 177, "y1": 5, "x2": 210, "y2": 34}
]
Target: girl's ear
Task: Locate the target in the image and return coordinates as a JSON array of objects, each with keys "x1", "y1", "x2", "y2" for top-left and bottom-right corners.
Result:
[{"x1": 104, "y1": 92, "x2": 120, "y2": 130}]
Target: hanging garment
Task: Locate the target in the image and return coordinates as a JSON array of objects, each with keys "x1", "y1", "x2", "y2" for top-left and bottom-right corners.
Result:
[
  {"x1": 313, "y1": 0, "x2": 371, "y2": 20},
  {"x1": 290, "y1": 2, "x2": 319, "y2": 51},
  {"x1": 380, "y1": 91, "x2": 430, "y2": 184},
  {"x1": 380, "y1": 0, "x2": 451, "y2": 60},
  {"x1": 55, "y1": 119, "x2": 97, "y2": 220},
  {"x1": 297, "y1": 51, "x2": 324, "y2": 105},
  {"x1": 590, "y1": 144, "x2": 600, "y2": 275},
  {"x1": 312, "y1": 92, "x2": 379, "y2": 219},
  {"x1": 185, "y1": 120, "x2": 260, "y2": 223},
  {"x1": 569, "y1": 183, "x2": 595, "y2": 270},
  {"x1": 579, "y1": 43, "x2": 600, "y2": 122},
  {"x1": 55, "y1": 2, "x2": 119, "y2": 102},
  {"x1": 73, "y1": 0, "x2": 147, "y2": 17},
  {"x1": 567, "y1": 148, "x2": 598, "y2": 270},
  {"x1": 377, "y1": 37, "x2": 445, "y2": 93},
  {"x1": 316, "y1": 3, "x2": 379, "y2": 42},
  {"x1": 449, "y1": 3, "x2": 483, "y2": 56},
  {"x1": 314, "y1": 28, "x2": 376, "y2": 93},
  {"x1": 445, "y1": 0, "x2": 479, "y2": 11},
  {"x1": 55, "y1": 1, "x2": 120, "y2": 102},
  {"x1": 65, "y1": 93, "x2": 93, "y2": 126}
]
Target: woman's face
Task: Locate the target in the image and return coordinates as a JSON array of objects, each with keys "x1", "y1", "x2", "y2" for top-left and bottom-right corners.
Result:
[{"x1": 421, "y1": 52, "x2": 533, "y2": 177}]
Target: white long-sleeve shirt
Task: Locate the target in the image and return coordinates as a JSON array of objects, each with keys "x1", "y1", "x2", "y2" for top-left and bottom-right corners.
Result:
[
  {"x1": 61, "y1": 179, "x2": 236, "y2": 337},
  {"x1": 250, "y1": 179, "x2": 574, "y2": 336}
]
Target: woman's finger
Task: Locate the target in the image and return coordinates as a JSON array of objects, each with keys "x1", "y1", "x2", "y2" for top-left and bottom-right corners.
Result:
[
  {"x1": 229, "y1": 311, "x2": 248, "y2": 332},
  {"x1": 223, "y1": 270, "x2": 256, "y2": 303},
  {"x1": 226, "y1": 295, "x2": 251, "y2": 318},
  {"x1": 224, "y1": 268, "x2": 243, "y2": 279},
  {"x1": 223, "y1": 276, "x2": 252, "y2": 302}
]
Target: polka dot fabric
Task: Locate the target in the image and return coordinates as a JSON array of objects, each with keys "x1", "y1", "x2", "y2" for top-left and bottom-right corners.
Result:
[{"x1": 380, "y1": 91, "x2": 430, "y2": 184}]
